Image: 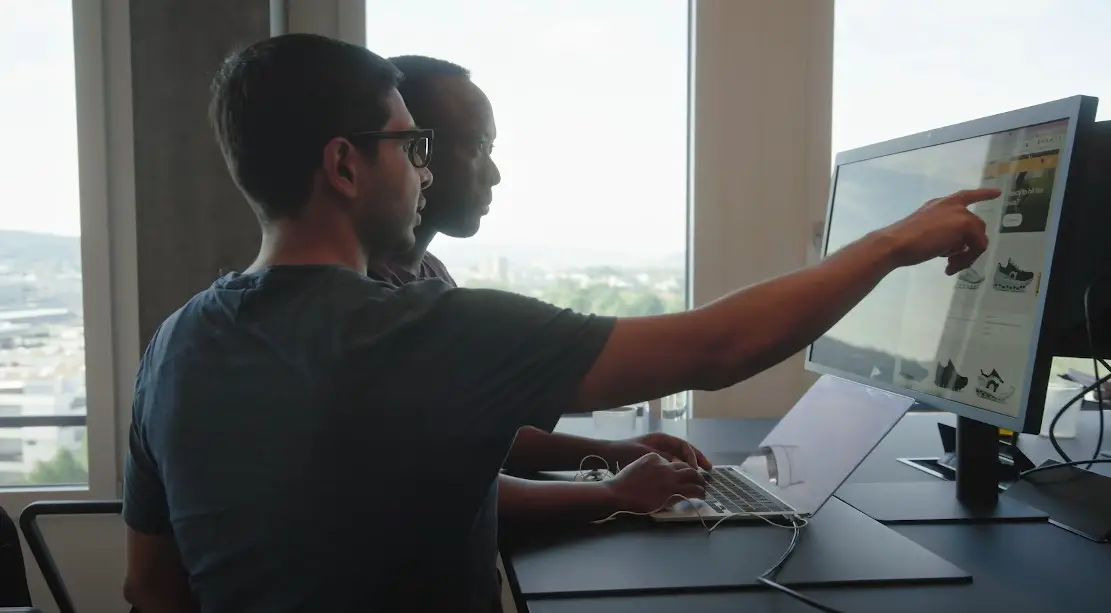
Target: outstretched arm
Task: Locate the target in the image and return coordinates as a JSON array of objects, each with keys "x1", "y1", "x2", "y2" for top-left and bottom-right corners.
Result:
[
  {"x1": 378, "y1": 189, "x2": 995, "y2": 475},
  {"x1": 503, "y1": 427, "x2": 612, "y2": 473},
  {"x1": 574, "y1": 189, "x2": 995, "y2": 411},
  {"x1": 497, "y1": 475, "x2": 620, "y2": 521},
  {"x1": 505, "y1": 427, "x2": 711, "y2": 473}
]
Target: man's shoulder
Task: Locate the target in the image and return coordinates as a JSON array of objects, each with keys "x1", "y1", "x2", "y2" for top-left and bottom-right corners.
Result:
[
  {"x1": 368, "y1": 253, "x2": 457, "y2": 287},
  {"x1": 423, "y1": 251, "x2": 449, "y2": 271},
  {"x1": 145, "y1": 267, "x2": 454, "y2": 360},
  {"x1": 423, "y1": 252, "x2": 457, "y2": 286}
]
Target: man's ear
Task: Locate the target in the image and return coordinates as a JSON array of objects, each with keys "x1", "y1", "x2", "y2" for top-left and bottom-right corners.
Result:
[{"x1": 321, "y1": 136, "x2": 359, "y2": 200}]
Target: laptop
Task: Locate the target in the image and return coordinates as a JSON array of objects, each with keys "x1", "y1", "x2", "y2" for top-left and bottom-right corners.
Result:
[{"x1": 653, "y1": 375, "x2": 914, "y2": 522}]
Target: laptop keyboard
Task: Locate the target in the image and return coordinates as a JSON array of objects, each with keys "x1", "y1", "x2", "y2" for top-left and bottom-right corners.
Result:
[{"x1": 703, "y1": 467, "x2": 794, "y2": 515}]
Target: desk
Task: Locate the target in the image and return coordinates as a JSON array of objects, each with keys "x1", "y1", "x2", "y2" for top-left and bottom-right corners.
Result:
[{"x1": 501, "y1": 412, "x2": 1111, "y2": 613}]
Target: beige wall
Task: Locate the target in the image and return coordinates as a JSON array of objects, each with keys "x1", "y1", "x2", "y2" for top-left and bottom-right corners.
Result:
[{"x1": 689, "y1": 0, "x2": 833, "y2": 418}]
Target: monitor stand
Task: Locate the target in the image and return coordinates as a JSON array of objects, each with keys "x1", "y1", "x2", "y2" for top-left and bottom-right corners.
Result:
[{"x1": 837, "y1": 417, "x2": 1048, "y2": 524}]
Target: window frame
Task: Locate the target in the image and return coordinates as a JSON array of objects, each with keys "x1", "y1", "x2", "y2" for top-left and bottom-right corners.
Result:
[{"x1": 0, "y1": 0, "x2": 138, "y2": 506}]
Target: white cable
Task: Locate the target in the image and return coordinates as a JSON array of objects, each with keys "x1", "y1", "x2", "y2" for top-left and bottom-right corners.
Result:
[
  {"x1": 575, "y1": 454, "x2": 615, "y2": 482},
  {"x1": 591, "y1": 493, "x2": 809, "y2": 533},
  {"x1": 578, "y1": 454, "x2": 809, "y2": 534},
  {"x1": 578, "y1": 455, "x2": 609, "y2": 473}
]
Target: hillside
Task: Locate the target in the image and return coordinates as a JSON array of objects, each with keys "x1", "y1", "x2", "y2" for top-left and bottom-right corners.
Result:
[
  {"x1": 0, "y1": 229, "x2": 682, "y2": 271},
  {"x1": 0, "y1": 230, "x2": 81, "y2": 268}
]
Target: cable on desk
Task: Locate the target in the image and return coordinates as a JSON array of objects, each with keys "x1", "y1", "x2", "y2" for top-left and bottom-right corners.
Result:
[
  {"x1": 1080, "y1": 272, "x2": 1110, "y2": 462},
  {"x1": 1018, "y1": 458, "x2": 1111, "y2": 479},
  {"x1": 757, "y1": 578, "x2": 846, "y2": 613},
  {"x1": 581, "y1": 453, "x2": 843, "y2": 610},
  {"x1": 1053, "y1": 273, "x2": 1106, "y2": 464},
  {"x1": 1049, "y1": 370, "x2": 1111, "y2": 465},
  {"x1": 756, "y1": 515, "x2": 847, "y2": 613}
]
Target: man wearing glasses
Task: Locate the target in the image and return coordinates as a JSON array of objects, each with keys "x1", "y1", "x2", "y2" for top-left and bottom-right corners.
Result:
[{"x1": 123, "y1": 33, "x2": 997, "y2": 613}]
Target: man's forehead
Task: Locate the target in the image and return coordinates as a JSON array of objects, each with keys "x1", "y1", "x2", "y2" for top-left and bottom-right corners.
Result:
[
  {"x1": 429, "y1": 77, "x2": 494, "y2": 134},
  {"x1": 383, "y1": 88, "x2": 418, "y2": 130}
]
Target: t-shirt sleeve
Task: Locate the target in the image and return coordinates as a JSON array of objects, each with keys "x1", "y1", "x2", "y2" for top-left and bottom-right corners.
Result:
[
  {"x1": 123, "y1": 425, "x2": 172, "y2": 534},
  {"x1": 122, "y1": 363, "x2": 172, "y2": 535},
  {"x1": 350, "y1": 282, "x2": 616, "y2": 436}
]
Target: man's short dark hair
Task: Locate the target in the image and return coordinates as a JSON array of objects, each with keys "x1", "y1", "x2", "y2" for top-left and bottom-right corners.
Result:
[
  {"x1": 389, "y1": 55, "x2": 470, "y2": 129},
  {"x1": 209, "y1": 34, "x2": 402, "y2": 221}
]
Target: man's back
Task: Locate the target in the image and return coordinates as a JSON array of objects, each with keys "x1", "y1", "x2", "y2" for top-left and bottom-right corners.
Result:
[{"x1": 124, "y1": 265, "x2": 615, "y2": 612}]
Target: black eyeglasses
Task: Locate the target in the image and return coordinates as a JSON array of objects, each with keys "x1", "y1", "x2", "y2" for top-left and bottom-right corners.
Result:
[{"x1": 347, "y1": 128, "x2": 434, "y2": 168}]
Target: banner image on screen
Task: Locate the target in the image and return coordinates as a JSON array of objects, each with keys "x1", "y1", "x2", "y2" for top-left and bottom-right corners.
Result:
[{"x1": 810, "y1": 120, "x2": 1068, "y2": 418}]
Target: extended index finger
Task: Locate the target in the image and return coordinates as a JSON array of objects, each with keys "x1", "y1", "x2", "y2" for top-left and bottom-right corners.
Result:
[{"x1": 946, "y1": 188, "x2": 1001, "y2": 207}]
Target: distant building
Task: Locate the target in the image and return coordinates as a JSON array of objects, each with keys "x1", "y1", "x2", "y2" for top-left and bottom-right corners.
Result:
[
  {"x1": 0, "y1": 378, "x2": 86, "y2": 485},
  {"x1": 480, "y1": 256, "x2": 511, "y2": 283},
  {"x1": 0, "y1": 319, "x2": 87, "y2": 486},
  {"x1": 0, "y1": 307, "x2": 73, "y2": 325}
]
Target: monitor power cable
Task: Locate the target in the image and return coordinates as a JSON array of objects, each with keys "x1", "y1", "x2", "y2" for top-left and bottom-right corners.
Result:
[
  {"x1": 1018, "y1": 458, "x2": 1111, "y2": 479},
  {"x1": 757, "y1": 515, "x2": 848, "y2": 613},
  {"x1": 1049, "y1": 369, "x2": 1110, "y2": 466},
  {"x1": 1049, "y1": 272, "x2": 1110, "y2": 467}
]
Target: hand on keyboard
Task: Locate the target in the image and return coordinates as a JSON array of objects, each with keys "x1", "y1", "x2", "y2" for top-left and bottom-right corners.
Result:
[
  {"x1": 605, "y1": 452, "x2": 708, "y2": 514},
  {"x1": 601, "y1": 433, "x2": 713, "y2": 471}
]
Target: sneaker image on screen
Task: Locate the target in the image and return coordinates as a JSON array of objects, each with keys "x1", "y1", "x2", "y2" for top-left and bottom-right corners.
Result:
[
  {"x1": 935, "y1": 360, "x2": 968, "y2": 392},
  {"x1": 993, "y1": 258, "x2": 1034, "y2": 292},
  {"x1": 899, "y1": 360, "x2": 929, "y2": 382},
  {"x1": 956, "y1": 267, "x2": 984, "y2": 290},
  {"x1": 976, "y1": 368, "x2": 1015, "y2": 403}
]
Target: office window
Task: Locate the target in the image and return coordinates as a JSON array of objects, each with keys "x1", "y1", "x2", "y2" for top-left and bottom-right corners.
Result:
[
  {"x1": 366, "y1": 0, "x2": 690, "y2": 316},
  {"x1": 834, "y1": 0, "x2": 1111, "y2": 380},
  {"x1": 0, "y1": 2, "x2": 88, "y2": 487}
]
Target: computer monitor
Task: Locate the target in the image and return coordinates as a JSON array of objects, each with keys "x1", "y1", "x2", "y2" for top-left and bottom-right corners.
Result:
[{"x1": 806, "y1": 96, "x2": 1103, "y2": 516}]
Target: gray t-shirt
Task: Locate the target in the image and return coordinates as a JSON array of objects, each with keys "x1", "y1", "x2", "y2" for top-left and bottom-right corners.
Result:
[{"x1": 123, "y1": 265, "x2": 615, "y2": 613}]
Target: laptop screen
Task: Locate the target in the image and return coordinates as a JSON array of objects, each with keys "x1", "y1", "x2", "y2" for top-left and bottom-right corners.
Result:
[{"x1": 738, "y1": 375, "x2": 914, "y2": 515}]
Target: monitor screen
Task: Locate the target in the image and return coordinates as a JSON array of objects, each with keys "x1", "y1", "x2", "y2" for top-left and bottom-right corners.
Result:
[{"x1": 809, "y1": 119, "x2": 1069, "y2": 419}]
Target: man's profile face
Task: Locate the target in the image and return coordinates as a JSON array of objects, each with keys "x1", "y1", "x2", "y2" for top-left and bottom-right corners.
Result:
[
  {"x1": 349, "y1": 89, "x2": 433, "y2": 256},
  {"x1": 419, "y1": 76, "x2": 501, "y2": 238}
]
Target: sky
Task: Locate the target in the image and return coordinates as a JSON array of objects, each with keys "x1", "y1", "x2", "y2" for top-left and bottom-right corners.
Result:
[
  {"x1": 1, "y1": 1, "x2": 80, "y2": 236},
  {"x1": 3, "y1": 0, "x2": 1111, "y2": 261}
]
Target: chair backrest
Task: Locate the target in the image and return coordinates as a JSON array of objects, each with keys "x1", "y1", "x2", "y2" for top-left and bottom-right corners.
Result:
[
  {"x1": 0, "y1": 505, "x2": 32, "y2": 608},
  {"x1": 18, "y1": 501, "x2": 124, "y2": 613}
]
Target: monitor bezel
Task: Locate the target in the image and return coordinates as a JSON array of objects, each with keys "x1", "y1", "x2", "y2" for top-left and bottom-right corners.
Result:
[{"x1": 806, "y1": 95, "x2": 1098, "y2": 433}]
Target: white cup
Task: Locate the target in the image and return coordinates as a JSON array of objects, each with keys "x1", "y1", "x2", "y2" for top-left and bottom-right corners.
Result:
[
  {"x1": 593, "y1": 403, "x2": 644, "y2": 439},
  {"x1": 660, "y1": 391, "x2": 689, "y2": 420},
  {"x1": 1040, "y1": 380, "x2": 1086, "y2": 439}
]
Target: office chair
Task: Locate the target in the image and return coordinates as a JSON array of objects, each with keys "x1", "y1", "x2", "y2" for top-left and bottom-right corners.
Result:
[
  {"x1": 0, "y1": 503, "x2": 36, "y2": 613},
  {"x1": 18, "y1": 501, "x2": 123, "y2": 613}
]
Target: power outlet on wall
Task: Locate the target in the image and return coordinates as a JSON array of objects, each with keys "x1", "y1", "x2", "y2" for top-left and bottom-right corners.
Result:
[{"x1": 811, "y1": 220, "x2": 825, "y2": 253}]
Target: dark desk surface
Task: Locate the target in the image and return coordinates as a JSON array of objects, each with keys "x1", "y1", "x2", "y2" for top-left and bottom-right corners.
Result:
[{"x1": 503, "y1": 411, "x2": 1111, "y2": 613}]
